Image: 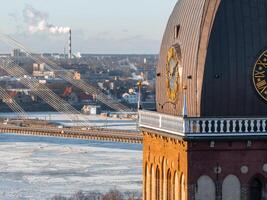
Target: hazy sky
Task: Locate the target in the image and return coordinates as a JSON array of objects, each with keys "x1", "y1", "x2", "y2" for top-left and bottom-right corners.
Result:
[{"x1": 0, "y1": 0, "x2": 177, "y2": 54}]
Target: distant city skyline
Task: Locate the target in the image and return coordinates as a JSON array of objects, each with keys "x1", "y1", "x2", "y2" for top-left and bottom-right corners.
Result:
[{"x1": 0, "y1": 0, "x2": 177, "y2": 54}]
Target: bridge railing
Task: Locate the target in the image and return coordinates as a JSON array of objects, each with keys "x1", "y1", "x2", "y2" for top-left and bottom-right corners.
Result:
[{"x1": 139, "y1": 110, "x2": 267, "y2": 137}]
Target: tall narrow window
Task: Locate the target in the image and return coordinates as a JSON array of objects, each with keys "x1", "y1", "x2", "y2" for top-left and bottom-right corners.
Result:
[
  {"x1": 174, "y1": 25, "x2": 180, "y2": 39},
  {"x1": 250, "y1": 178, "x2": 262, "y2": 200},
  {"x1": 156, "y1": 166, "x2": 160, "y2": 200},
  {"x1": 161, "y1": 157, "x2": 165, "y2": 200},
  {"x1": 167, "y1": 169, "x2": 172, "y2": 200},
  {"x1": 173, "y1": 172, "x2": 179, "y2": 200}
]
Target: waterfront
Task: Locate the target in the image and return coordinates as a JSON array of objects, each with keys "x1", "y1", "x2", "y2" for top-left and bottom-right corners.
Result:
[
  {"x1": 0, "y1": 134, "x2": 142, "y2": 200},
  {"x1": 0, "y1": 112, "x2": 138, "y2": 131}
]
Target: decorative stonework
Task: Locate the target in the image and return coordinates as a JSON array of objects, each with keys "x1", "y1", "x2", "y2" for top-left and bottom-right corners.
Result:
[
  {"x1": 214, "y1": 166, "x2": 222, "y2": 174},
  {"x1": 241, "y1": 166, "x2": 249, "y2": 174},
  {"x1": 263, "y1": 163, "x2": 267, "y2": 172}
]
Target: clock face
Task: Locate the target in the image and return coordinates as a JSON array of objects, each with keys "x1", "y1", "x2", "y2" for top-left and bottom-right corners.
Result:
[
  {"x1": 166, "y1": 46, "x2": 182, "y2": 102},
  {"x1": 253, "y1": 50, "x2": 267, "y2": 101}
]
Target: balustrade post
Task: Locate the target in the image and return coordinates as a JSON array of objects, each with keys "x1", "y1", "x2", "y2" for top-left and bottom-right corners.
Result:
[
  {"x1": 202, "y1": 120, "x2": 206, "y2": 133},
  {"x1": 263, "y1": 120, "x2": 267, "y2": 132},
  {"x1": 232, "y1": 120, "x2": 236, "y2": 133},
  {"x1": 183, "y1": 118, "x2": 190, "y2": 134},
  {"x1": 226, "y1": 120, "x2": 230, "y2": 133},
  {"x1": 220, "y1": 120, "x2": 224, "y2": 133},
  {"x1": 240, "y1": 120, "x2": 244, "y2": 132},
  {"x1": 196, "y1": 120, "x2": 200, "y2": 133},
  {"x1": 190, "y1": 121, "x2": 195, "y2": 133},
  {"x1": 256, "y1": 120, "x2": 261, "y2": 132},
  {"x1": 208, "y1": 120, "x2": 212, "y2": 133},
  {"x1": 214, "y1": 120, "x2": 218, "y2": 133},
  {"x1": 250, "y1": 120, "x2": 255, "y2": 132}
]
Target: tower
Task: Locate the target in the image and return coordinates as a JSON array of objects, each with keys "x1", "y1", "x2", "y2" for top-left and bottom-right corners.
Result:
[
  {"x1": 68, "y1": 29, "x2": 72, "y2": 60},
  {"x1": 139, "y1": 0, "x2": 267, "y2": 199}
]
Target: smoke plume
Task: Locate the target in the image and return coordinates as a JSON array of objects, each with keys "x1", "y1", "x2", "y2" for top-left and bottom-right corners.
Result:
[{"x1": 23, "y1": 5, "x2": 70, "y2": 34}]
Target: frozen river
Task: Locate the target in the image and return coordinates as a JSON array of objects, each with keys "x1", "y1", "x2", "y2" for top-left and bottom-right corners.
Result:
[{"x1": 0, "y1": 134, "x2": 142, "y2": 200}]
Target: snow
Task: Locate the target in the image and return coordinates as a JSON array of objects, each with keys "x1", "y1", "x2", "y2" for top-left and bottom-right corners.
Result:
[{"x1": 0, "y1": 134, "x2": 142, "y2": 200}]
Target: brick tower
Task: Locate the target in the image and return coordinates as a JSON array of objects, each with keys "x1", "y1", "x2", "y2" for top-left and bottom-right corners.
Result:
[{"x1": 139, "y1": 0, "x2": 267, "y2": 199}]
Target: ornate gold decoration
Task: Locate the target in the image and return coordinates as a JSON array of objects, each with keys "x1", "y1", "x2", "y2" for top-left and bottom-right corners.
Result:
[
  {"x1": 253, "y1": 50, "x2": 267, "y2": 101},
  {"x1": 166, "y1": 46, "x2": 182, "y2": 102}
]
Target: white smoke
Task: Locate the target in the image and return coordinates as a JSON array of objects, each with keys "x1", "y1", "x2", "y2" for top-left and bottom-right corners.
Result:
[{"x1": 23, "y1": 5, "x2": 70, "y2": 34}]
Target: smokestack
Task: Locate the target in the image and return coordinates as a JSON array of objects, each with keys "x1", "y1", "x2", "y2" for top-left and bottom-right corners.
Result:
[{"x1": 68, "y1": 29, "x2": 72, "y2": 60}]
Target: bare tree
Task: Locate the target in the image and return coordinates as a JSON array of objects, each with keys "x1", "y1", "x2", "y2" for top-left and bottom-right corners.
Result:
[
  {"x1": 125, "y1": 191, "x2": 142, "y2": 200},
  {"x1": 102, "y1": 190, "x2": 123, "y2": 200},
  {"x1": 50, "y1": 190, "x2": 141, "y2": 200},
  {"x1": 51, "y1": 195, "x2": 67, "y2": 200},
  {"x1": 70, "y1": 191, "x2": 87, "y2": 200}
]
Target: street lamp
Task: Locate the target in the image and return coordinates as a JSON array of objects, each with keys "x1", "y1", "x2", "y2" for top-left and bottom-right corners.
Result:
[{"x1": 137, "y1": 80, "x2": 142, "y2": 110}]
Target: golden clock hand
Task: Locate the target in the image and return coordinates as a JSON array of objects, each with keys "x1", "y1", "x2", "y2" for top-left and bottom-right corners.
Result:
[{"x1": 171, "y1": 62, "x2": 178, "y2": 76}]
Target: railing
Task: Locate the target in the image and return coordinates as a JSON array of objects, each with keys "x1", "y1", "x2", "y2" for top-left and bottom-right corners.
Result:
[
  {"x1": 138, "y1": 110, "x2": 186, "y2": 136},
  {"x1": 139, "y1": 110, "x2": 267, "y2": 137}
]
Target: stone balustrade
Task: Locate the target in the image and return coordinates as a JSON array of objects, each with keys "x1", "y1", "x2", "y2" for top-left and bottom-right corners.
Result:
[{"x1": 139, "y1": 110, "x2": 267, "y2": 137}]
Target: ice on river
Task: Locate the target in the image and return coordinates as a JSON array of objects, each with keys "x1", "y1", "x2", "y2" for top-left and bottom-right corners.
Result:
[{"x1": 0, "y1": 134, "x2": 142, "y2": 200}]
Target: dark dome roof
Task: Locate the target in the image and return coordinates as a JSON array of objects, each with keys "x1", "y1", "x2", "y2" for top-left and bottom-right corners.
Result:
[{"x1": 157, "y1": 0, "x2": 267, "y2": 117}]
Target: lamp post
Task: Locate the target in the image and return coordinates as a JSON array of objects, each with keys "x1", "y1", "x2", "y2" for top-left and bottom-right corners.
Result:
[
  {"x1": 136, "y1": 80, "x2": 143, "y2": 131},
  {"x1": 137, "y1": 80, "x2": 142, "y2": 111},
  {"x1": 182, "y1": 85, "x2": 188, "y2": 118}
]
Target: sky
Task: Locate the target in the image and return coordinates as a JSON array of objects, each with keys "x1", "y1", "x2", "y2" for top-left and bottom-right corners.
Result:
[{"x1": 0, "y1": 0, "x2": 177, "y2": 54}]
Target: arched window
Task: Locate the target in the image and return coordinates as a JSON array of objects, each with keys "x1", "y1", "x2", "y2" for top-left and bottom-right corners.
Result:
[
  {"x1": 180, "y1": 173, "x2": 185, "y2": 200},
  {"x1": 173, "y1": 171, "x2": 179, "y2": 200},
  {"x1": 151, "y1": 165, "x2": 155, "y2": 200},
  {"x1": 222, "y1": 175, "x2": 241, "y2": 200},
  {"x1": 155, "y1": 166, "x2": 160, "y2": 200},
  {"x1": 161, "y1": 157, "x2": 166, "y2": 200},
  {"x1": 195, "y1": 175, "x2": 215, "y2": 200},
  {"x1": 167, "y1": 169, "x2": 172, "y2": 200},
  {"x1": 144, "y1": 163, "x2": 148, "y2": 200},
  {"x1": 250, "y1": 178, "x2": 263, "y2": 200},
  {"x1": 145, "y1": 163, "x2": 150, "y2": 200}
]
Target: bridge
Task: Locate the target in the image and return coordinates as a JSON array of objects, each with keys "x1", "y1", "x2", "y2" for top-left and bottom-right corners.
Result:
[
  {"x1": 0, "y1": 124, "x2": 142, "y2": 144},
  {"x1": 0, "y1": 33, "x2": 143, "y2": 144}
]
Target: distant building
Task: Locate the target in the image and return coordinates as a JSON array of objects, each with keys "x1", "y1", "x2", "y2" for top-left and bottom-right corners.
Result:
[
  {"x1": 0, "y1": 54, "x2": 11, "y2": 58},
  {"x1": 78, "y1": 93, "x2": 93, "y2": 104},
  {"x1": 122, "y1": 92, "x2": 138, "y2": 104},
  {"x1": 144, "y1": 58, "x2": 147, "y2": 64},
  {"x1": 12, "y1": 49, "x2": 26, "y2": 57},
  {"x1": 73, "y1": 71, "x2": 81, "y2": 80},
  {"x1": 33, "y1": 63, "x2": 55, "y2": 78},
  {"x1": 67, "y1": 92, "x2": 78, "y2": 104},
  {"x1": 42, "y1": 53, "x2": 52, "y2": 57},
  {"x1": 81, "y1": 105, "x2": 101, "y2": 115}
]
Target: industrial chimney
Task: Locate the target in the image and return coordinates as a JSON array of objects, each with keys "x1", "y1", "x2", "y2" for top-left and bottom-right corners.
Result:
[{"x1": 68, "y1": 29, "x2": 72, "y2": 60}]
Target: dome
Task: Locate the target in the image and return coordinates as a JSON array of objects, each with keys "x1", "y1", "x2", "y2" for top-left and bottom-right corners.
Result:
[{"x1": 157, "y1": 0, "x2": 267, "y2": 117}]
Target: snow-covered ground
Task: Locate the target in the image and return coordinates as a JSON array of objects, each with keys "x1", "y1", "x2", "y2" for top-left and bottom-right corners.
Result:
[
  {"x1": 0, "y1": 112, "x2": 138, "y2": 130},
  {"x1": 0, "y1": 134, "x2": 142, "y2": 200}
]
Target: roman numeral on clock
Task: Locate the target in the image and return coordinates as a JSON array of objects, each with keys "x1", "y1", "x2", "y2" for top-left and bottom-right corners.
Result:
[
  {"x1": 257, "y1": 60, "x2": 267, "y2": 68},
  {"x1": 256, "y1": 80, "x2": 267, "y2": 93},
  {"x1": 254, "y1": 70, "x2": 265, "y2": 78}
]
